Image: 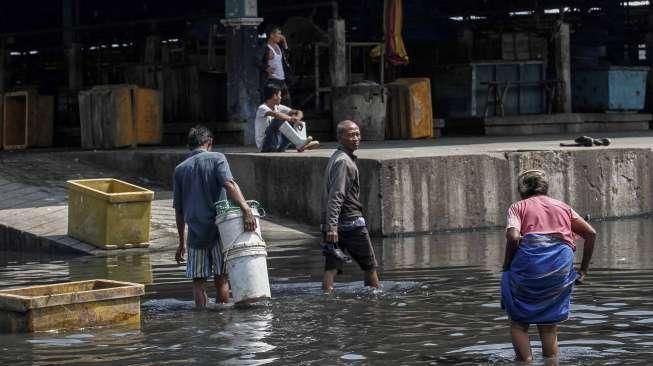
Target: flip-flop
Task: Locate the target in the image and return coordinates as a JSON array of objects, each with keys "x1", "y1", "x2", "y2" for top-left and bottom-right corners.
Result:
[
  {"x1": 560, "y1": 135, "x2": 594, "y2": 147},
  {"x1": 573, "y1": 136, "x2": 594, "y2": 146},
  {"x1": 593, "y1": 138, "x2": 611, "y2": 146},
  {"x1": 321, "y1": 243, "x2": 352, "y2": 263}
]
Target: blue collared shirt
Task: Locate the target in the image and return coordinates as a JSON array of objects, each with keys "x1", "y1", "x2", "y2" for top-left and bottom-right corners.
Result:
[{"x1": 173, "y1": 149, "x2": 233, "y2": 249}]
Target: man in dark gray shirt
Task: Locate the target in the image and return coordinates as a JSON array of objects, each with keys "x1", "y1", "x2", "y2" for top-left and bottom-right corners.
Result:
[
  {"x1": 320, "y1": 120, "x2": 380, "y2": 292},
  {"x1": 173, "y1": 125, "x2": 256, "y2": 308}
]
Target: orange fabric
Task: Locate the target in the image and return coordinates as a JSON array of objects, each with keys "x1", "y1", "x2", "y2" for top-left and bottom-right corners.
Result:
[{"x1": 384, "y1": 0, "x2": 409, "y2": 65}]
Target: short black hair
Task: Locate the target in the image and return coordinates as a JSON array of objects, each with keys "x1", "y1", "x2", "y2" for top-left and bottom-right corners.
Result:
[
  {"x1": 187, "y1": 125, "x2": 213, "y2": 150},
  {"x1": 267, "y1": 25, "x2": 282, "y2": 35},
  {"x1": 336, "y1": 120, "x2": 358, "y2": 139},
  {"x1": 263, "y1": 84, "x2": 282, "y2": 101}
]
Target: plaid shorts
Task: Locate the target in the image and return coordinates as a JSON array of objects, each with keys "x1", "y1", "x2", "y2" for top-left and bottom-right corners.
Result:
[{"x1": 185, "y1": 245, "x2": 225, "y2": 279}]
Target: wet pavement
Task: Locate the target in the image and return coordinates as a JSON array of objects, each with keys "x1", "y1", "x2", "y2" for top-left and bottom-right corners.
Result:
[
  {"x1": 0, "y1": 150, "x2": 315, "y2": 255},
  {"x1": 1, "y1": 217, "x2": 653, "y2": 365}
]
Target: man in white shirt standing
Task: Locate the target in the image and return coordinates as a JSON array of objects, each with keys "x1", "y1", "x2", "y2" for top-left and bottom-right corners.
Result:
[
  {"x1": 255, "y1": 85, "x2": 320, "y2": 152},
  {"x1": 258, "y1": 25, "x2": 292, "y2": 104}
]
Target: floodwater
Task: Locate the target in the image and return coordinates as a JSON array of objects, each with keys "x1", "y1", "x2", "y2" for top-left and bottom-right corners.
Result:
[{"x1": 1, "y1": 218, "x2": 653, "y2": 365}]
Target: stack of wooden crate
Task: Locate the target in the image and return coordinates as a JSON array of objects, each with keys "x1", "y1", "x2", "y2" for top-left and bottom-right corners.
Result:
[
  {"x1": 78, "y1": 85, "x2": 162, "y2": 149},
  {"x1": 385, "y1": 78, "x2": 434, "y2": 139}
]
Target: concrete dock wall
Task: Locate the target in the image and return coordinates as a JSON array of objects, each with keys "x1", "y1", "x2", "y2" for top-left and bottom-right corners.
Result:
[
  {"x1": 73, "y1": 147, "x2": 653, "y2": 236},
  {"x1": 378, "y1": 148, "x2": 652, "y2": 235},
  {"x1": 201, "y1": 154, "x2": 384, "y2": 235},
  {"x1": 508, "y1": 149, "x2": 653, "y2": 220},
  {"x1": 378, "y1": 154, "x2": 512, "y2": 235}
]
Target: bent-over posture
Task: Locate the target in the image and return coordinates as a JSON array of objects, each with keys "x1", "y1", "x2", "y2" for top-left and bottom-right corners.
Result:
[{"x1": 501, "y1": 169, "x2": 596, "y2": 362}]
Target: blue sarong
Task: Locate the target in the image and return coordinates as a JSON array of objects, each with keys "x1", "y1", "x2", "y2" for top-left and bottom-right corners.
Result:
[{"x1": 501, "y1": 233, "x2": 579, "y2": 324}]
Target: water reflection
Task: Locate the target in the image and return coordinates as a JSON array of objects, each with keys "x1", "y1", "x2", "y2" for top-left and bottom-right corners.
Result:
[
  {"x1": 210, "y1": 309, "x2": 276, "y2": 365},
  {"x1": 0, "y1": 217, "x2": 652, "y2": 365},
  {"x1": 591, "y1": 218, "x2": 653, "y2": 268},
  {"x1": 381, "y1": 216, "x2": 653, "y2": 271},
  {"x1": 69, "y1": 254, "x2": 154, "y2": 285},
  {"x1": 381, "y1": 230, "x2": 504, "y2": 270}
]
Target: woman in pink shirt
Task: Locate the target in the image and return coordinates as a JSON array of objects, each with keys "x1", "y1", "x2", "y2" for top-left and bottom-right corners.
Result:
[{"x1": 501, "y1": 170, "x2": 596, "y2": 363}]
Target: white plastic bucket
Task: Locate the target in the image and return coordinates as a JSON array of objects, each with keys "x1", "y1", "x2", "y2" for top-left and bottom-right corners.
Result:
[
  {"x1": 224, "y1": 242, "x2": 271, "y2": 304},
  {"x1": 215, "y1": 206, "x2": 271, "y2": 304},
  {"x1": 216, "y1": 208, "x2": 264, "y2": 252}
]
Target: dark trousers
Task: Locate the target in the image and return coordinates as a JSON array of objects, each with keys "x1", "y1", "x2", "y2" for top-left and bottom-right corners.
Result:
[
  {"x1": 323, "y1": 227, "x2": 377, "y2": 274},
  {"x1": 260, "y1": 118, "x2": 290, "y2": 152}
]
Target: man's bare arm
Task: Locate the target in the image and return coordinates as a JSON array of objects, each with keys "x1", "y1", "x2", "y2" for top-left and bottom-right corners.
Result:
[
  {"x1": 265, "y1": 110, "x2": 293, "y2": 122},
  {"x1": 224, "y1": 180, "x2": 257, "y2": 232},
  {"x1": 289, "y1": 109, "x2": 304, "y2": 121},
  {"x1": 175, "y1": 210, "x2": 186, "y2": 264}
]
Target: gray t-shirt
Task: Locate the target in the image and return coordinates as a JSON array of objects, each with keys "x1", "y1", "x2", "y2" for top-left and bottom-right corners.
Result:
[{"x1": 173, "y1": 149, "x2": 233, "y2": 249}]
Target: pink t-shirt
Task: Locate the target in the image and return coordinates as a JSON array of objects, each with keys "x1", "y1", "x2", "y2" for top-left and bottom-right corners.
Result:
[{"x1": 506, "y1": 195, "x2": 581, "y2": 250}]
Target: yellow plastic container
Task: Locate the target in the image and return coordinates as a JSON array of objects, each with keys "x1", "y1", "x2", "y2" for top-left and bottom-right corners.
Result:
[
  {"x1": 67, "y1": 178, "x2": 154, "y2": 249},
  {"x1": 0, "y1": 279, "x2": 144, "y2": 333}
]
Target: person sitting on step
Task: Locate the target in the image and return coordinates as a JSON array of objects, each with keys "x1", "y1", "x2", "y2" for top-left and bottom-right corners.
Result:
[{"x1": 255, "y1": 84, "x2": 320, "y2": 152}]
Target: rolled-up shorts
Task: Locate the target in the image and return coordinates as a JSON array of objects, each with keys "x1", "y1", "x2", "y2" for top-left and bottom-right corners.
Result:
[
  {"x1": 323, "y1": 227, "x2": 378, "y2": 274},
  {"x1": 186, "y1": 244, "x2": 225, "y2": 279}
]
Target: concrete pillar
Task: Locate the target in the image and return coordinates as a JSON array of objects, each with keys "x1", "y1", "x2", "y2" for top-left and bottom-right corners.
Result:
[
  {"x1": 225, "y1": 0, "x2": 257, "y2": 18},
  {"x1": 647, "y1": 11, "x2": 653, "y2": 66},
  {"x1": 329, "y1": 19, "x2": 347, "y2": 87},
  {"x1": 0, "y1": 38, "x2": 6, "y2": 93},
  {"x1": 63, "y1": 0, "x2": 82, "y2": 90},
  {"x1": 66, "y1": 43, "x2": 83, "y2": 90},
  {"x1": 62, "y1": 0, "x2": 73, "y2": 47},
  {"x1": 554, "y1": 21, "x2": 571, "y2": 113},
  {"x1": 606, "y1": 0, "x2": 625, "y2": 65},
  {"x1": 144, "y1": 35, "x2": 161, "y2": 64},
  {"x1": 221, "y1": 16, "x2": 263, "y2": 145},
  {"x1": 645, "y1": 12, "x2": 653, "y2": 111},
  {"x1": 460, "y1": 28, "x2": 473, "y2": 61}
]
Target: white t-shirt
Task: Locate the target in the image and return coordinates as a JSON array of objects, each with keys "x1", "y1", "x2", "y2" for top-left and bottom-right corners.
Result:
[{"x1": 255, "y1": 103, "x2": 292, "y2": 150}]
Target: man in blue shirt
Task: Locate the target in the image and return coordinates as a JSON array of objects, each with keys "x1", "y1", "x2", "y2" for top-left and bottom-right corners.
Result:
[{"x1": 173, "y1": 125, "x2": 256, "y2": 308}]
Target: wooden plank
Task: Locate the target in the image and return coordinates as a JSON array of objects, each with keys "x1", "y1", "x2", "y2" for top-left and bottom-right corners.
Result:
[
  {"x1": 29, "y1": 95, "x2": 54, "y2": 147},
  {"x1": 133, "y1": 88, "x2": 163, "y2": 145},
  {"x1": 2, "y1": 92, "x2": 28, "y2": 150}
]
